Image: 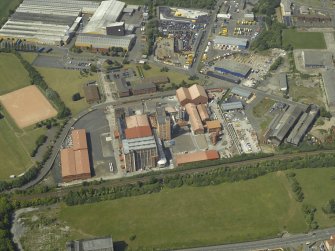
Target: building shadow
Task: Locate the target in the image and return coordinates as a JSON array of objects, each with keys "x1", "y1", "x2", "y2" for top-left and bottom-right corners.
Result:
[
  {"x1": 113, "y1": 241, "x2": 128, "y2": 251},
  {"x1": 86, "y1": 132, "x2": 95, "y2": 176}
]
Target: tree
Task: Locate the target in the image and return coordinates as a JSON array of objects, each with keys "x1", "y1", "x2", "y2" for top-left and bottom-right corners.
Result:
[
  {"x1": 72, "y1": 93, "x2": 81, "y2": 101},
  {"x1": 90, "y1": 64, "x2": 98, "y2": 73},
  {"x1": 143, "y1": 63, "x2": 151, "y2": 70}
]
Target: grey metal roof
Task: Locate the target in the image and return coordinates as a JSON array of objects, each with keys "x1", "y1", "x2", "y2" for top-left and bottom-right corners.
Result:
[
  {"x1": 114, "y1": 78, "x2": 129, "y2": 93},
  {"x1": 278, "y1": 72, "x2": 288, "y2": 90},
  {"x1": 131, "y1": 82, "x2": 155, "y2": 91},
  {"x1": 286, "y1": 106, "x2": 319, "y2": 145},
  {"x1": 322, "y1": 69, "x2": 335, "y2": 107},
  {"x1": 156, "y1": 106, "x2": 167, "y2": 125},
  {"x1": 67, "y1": 236, "x2": 114, "y2": 251},
  {"x1": 214, "y1": 60, "x2": 251, "y2": 76},
  {"x1": 221, "y1": 101, "x2": 243, "y2": 111},
  {"x1": 76, "y1": 34, "x2": 135, "y2": 49},
  {"x1": 231, "y1": 87, "x2": 252, "y2": 98},
  {"x1": 270, "y1": 105, "x2": 303, "y2": 143},
  {"x1": 213, "y1": 36, "x2": 248, "y2": 47},
  {"x1": 302, "y1": 50, "x2": 333, "y2": 67},
  {"x1": 122, "y1": 136, "x2": 157, "y2": 154}
]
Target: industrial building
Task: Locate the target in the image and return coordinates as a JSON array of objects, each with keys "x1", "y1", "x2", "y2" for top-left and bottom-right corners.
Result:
[
  {"x1": 185, "y1": 103, "x2": 204, "y2": 134},
  {"x1": 206, "y1": 71, "x2": 241, "y2": 84},
  {"x1": 131, "y1": 82, "x2": 156, "y2": 95},
  {"x1": 213, "y1": 36, "x2": 248, "y2": 50},
  {"x1": 66, "y1": 236, "x2": 114, "y2": 251},
  {"x1": 214, "y1": 60, "x2": 251, "y2": 78},
  {"x1": 244, "y1": 13, "x2": 255, "y2": 21},
  {"x1": 75, "y1": 34, "x2": 135, "y2": 51},
  {"x1": 0, "y1": 0, "x2": 99, "y2": 45},
  {"x1": 122, "y1": 136, "x2": 158, "y2": 172},
  {"x1": 221, "y1": 101, "x2": 243, "y2": 111},
  {"x1": 231, "y1": 87, "x2": 252, "y2": 99},
  {"x1": 278, "y1": 72, "x2": 288, "y2": 92},
  {"x1": 175, "y1": 150, "x2": 219, "y2": 166},
  {"x1": 280, "y1": 0, "x2": 292, "y2": 16},
  {"x1": 176, "y1": 84, "x2": 208, "y2": 106},
  {"x1": 265, "y1": 106, "x2": 303, "y2": 145},
  {"x1": 197, "y1": 104, "x2": 210, "y2": 122},
  {"x1": 83, "y1": 84, "x2": 100, "y2": 103},
  {"x1": 60, "y1": 129, "x2": 91, "y2": 182},
  {"x1": 206, "y1": 120, "x2": 222, "y2": 133},
  {"x1": 302, "y1": 51, "x2": 333, "y2": 68},
  {"x1": 286, "y1": 105, "x2": 319, "y2": 146},
  {"x1": 156, "y1": 106, "x2": 171, "y2": 141},
  {"x1": 83, "y1": 0, "x2": 125, "y2": 35},
  {"x1": 114, "y1": 78, "x2": 130, "y2": 97},
  {"x1": 322, "y1": 70, "x2": 335, "y2": 108}
]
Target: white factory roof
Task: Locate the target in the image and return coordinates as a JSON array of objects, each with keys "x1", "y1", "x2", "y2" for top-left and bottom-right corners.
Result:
[
  {"x1": 214, "y1": 36, "x2": 248, "y2": 47},
  {"x1": 122, "y1": 136, "x2": 157, "y2": 154},
  {"x1": 76, "y1": 34, "x2": 135, "y2": 49},
  {"x1": 83, "y1": 0, "x2": 126, "y2": 34}
]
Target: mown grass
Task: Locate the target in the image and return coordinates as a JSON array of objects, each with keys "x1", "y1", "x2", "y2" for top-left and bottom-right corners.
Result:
[
  {"x1": 0, "y1": 53, "x2": 30, "y2": 95},
  {"x1": 60, "y1": 171, "x2": 306, "y2": 250},
  {"x1": 282, "y1": 29, "x2": 326, "y2": 49},
  {"x1": 37, "y1": 68, "x2": 98, "y2": 116}
]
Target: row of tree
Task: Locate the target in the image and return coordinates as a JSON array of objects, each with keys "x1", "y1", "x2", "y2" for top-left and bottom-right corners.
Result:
[
  {"x1": 286, "y1": 172, "x2": 304, "y2": 202},
  {"x1": 62, "y1": 153, "x2": 335, "y2": 207},
  {"x1": 14, "y1": 52, "x2": 71, "y2": 119},
  {"x1": 0, "y1": 196, "x2": 16, "y2": 251}
]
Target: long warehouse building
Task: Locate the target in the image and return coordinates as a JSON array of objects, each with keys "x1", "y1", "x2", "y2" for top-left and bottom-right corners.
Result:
[{"x1": 0, "y1": 0, "x2": 100, "y2": 45}]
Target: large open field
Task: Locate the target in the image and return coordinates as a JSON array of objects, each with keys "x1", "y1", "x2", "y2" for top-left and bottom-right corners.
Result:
[
  {"x1": 18, "y1": 167, "x2": 335, "y2": 250},
  {"x1": 0, "y1": 0, "x2": 21, "y2": 25},
  {"x1": 0, "y1": 53, "x2": 30, "y2": 95},
  {"x1": 0, "y1": 119, "x2": 32, "y2": 179},
  {"x1": 37, "y1": 68, "x2": 98, "y2": 116},
  {"x1": 282, "y1": 29, "x2": 326, "y2": 49},
  {"x1": 59, "y1": 172, "x2": 306, "y2": 250}
]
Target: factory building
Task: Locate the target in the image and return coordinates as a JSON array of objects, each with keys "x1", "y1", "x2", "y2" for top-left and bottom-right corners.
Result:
[
  {"x1": 156, "y1": 106, "x2": 171, "y2": 141},
  {"x1": 214, "y1": 60, "x2": 251, "y2": 78},
  {"x1": 231, "y1": 87, "x2": 252, "y2": 99},
  {"x1": 114, "y1": 78, "x2": 130, "y2": 97},
  {"x1": 106, "y1": 22, "x2": 125, "y2": 36},
  {"x1": 206, "y1": 71, "x2": 241, "y2": 84},
  {"x1": 206, "y1": 120, "x2": 222, "y2": 133},
  {"x1": 60, "y1": 129, "x2": 91, "y2": 182},
  {"x1": 66, "y1": 236, "x2": 114, "y2": 251},
  {"x1": 265, "y1": 106, "x2": 303, "y2": 145},
  {"x1": 131, "y1": 82, "x2": 157, "y2": 95},
  {"x1": 197, "y1": 104, "x2": 210, "y2": 122},
  {"x1": 83, "y1": 84, "x2": 100, "y2": 104},
  {"x1": 83, "y1": 0, "x2": 125, "y2": 35},
  {"x1": 122, "y1": 136, "x2": 158, "y2": 172},
  {"x1": 302, "y1": 51, "x2": 333, "y2": 68},
  {"x1": 286, "y1": 105, "x2": 319, "y2": 146},
  {"x1": 213, "y1": 36, "x2": 248, "y2": 50},
  {"x1": 221, "y1": 101, "x2": 243, "y2": 111},
  {"x1": 322, "y1": 70, "x2": 335, "y2": 108},
  {"x1": 175, "y1": 150, "x2": 219, "y2": 166},
  {"x1": 185, "y1": 103, "x2": 204, "y2": 134},
  {"x1": 0, "y1": 0, "x2": 99, "y2": 45},
  {"x1": 176, "y1": 84, "x2": 208, "y2": 106},
  {"x1": 278, "y1": 72, "x2": 288, "y2": 92},
  {"x1": 75, "y1": 34, "x2": 135, "y2": 52}
]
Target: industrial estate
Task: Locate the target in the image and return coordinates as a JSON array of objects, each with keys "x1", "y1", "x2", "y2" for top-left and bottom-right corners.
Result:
[{"x1": 1, "y1": 0, "x2": 335, "y2": 250}]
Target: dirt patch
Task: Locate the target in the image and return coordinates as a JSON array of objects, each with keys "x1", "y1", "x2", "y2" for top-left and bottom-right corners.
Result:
[{"x1": 0, "y1": 85, "x2": 57, "y2": 128}]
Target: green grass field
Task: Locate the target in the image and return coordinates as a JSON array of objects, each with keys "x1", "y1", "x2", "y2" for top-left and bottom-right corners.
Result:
[
  {"x1": 0, "y1": 119, "x2": 32, "y2": 179},
  {"x1": 60, "y1": 171, "x2": 307, "y2": 250},
  {"x1": 282, "y1": 29, "x2": 326, "y2": 49},
  {"x1": 37, "y1": 68, "x2": 98, "y2": 116},
  {"x1": 0, "y1": 0, "x2": 21, "y2": 25},
  {"x1": 20, "y1": 52, "x2": 38, "y2": 64},
  {"x1": 295, "y1": 168, "x2": 335, "y2": 227},
  {"x1": 289, "y1": 81, "x2": 323, "y2": 106},
  {"x1": 128, "y1": 63, "x2": 200, "y2": 86},
  {"x1": 0, "y1": 53, "x2": 31, "y2": 95},
  {"x1": 253, "y1": 98, "x2": 275, "y2": 118}
]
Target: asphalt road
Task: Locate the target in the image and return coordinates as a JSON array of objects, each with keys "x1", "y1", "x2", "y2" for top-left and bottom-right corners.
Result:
[{"x1": 177, "y1": 227, "x2": 335, "y2": 251}]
